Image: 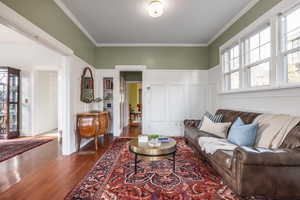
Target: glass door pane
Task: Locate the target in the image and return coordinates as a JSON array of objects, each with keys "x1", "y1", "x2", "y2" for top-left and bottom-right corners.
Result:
[
  {"x1": 0, "y1": 72, "x2": 7, "y2": 135},
  {"x1": 9, "y1": 104, "x2": 18, "y2": 132},
  {"x1": 9, "y1": 74, "x2": 19, "y2": 103}
]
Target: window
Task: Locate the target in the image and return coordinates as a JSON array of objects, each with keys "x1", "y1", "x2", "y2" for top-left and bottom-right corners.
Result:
[
  {"x1": 220, "y1": 1, "x2": 300, "y2": 93},
  {"x1": 222, "y1": 44, "x2": 240, "y2": 90},
  {"x1": 244, "y1": 26, "x2": 271, "y2": 87},
  {"x1": 282, "y1": 7, "x2": 300, "y2": 83}
]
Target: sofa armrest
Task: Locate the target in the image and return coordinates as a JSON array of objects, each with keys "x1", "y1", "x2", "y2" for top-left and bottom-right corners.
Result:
[
  {"x1": 234, "y1": 146, "x2": 300, "y2": 166},
  {"x1": 184, "y1": 119, "x2": 201, "y2": 128}
]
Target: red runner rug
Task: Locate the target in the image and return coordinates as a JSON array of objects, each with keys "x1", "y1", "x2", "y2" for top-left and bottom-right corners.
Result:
[
  {"x1": 0, "y1": 136, "x2": 54, "y2": 162},
  {"x1": 65, "y1": 137, "x2": 262, "y2": 200}
]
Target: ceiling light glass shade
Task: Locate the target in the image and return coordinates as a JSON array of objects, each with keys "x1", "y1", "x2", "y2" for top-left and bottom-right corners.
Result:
[{"x1": 148, "y1": 1, "x2": 164, "y2": 18}]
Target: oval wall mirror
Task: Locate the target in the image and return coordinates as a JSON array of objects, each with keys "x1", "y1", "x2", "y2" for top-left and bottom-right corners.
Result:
[{"x1": 81, "y1": 67, "x2": 94, "y2": 103}]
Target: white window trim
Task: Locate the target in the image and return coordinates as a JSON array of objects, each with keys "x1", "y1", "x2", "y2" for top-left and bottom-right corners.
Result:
[{"x1": 219, "y1": 0, "x2": 300, "y2": 94}]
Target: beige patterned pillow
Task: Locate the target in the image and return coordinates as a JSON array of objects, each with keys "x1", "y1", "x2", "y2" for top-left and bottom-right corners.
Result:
[{"x1": 200, "y1": 116, "x2": 232, "y2": 138}]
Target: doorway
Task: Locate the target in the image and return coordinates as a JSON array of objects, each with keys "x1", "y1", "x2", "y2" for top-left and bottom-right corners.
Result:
[
  {"x1": 33, "y1": 71, "x2": 59, "y2": 138},
  {"x1": 120, "y1": 71, "x2": 142, "y2": 133},
  {"x1": 116, "y1": 70, "x2": 144, "y2": 137},
  {"x1": 127, "y1": 82, "x2": 142, "y2": 127}
]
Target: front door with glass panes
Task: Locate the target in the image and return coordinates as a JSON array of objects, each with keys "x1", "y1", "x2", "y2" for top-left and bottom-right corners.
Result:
[{"x1": 0, "y1": 67, "x2": 20, "y2": 139}]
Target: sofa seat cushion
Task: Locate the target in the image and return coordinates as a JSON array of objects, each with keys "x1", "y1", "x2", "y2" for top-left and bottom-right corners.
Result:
[{"x1": 198, "y1": 137, "x2": 237, "y2": 155}]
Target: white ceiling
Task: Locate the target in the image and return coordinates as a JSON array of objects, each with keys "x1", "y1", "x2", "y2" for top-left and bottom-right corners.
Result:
[{"x1": 58, "y1": 0, "x2": 255, "y2": 46}]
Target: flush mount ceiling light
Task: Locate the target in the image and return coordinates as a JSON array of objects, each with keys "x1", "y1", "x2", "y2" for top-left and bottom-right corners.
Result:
[{"x1": 148, "y1": 0, "x2": 164, "y2": 18}]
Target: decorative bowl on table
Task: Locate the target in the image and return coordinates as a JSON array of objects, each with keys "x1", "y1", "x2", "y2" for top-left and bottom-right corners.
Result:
[{"x1": 148, "y1": 135, "x2": 161, "y2": 147}]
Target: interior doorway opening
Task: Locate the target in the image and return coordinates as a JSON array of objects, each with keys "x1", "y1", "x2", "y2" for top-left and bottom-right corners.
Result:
[
  {"x1": 120, "y1": 71, "x2": 142, "y2": 137},
  {"x1": 0, "y1": 23, "x2": 64, "y2": 145},
  {"x1": 34, "y1": 71, "x2": 59, "y2": 139}
]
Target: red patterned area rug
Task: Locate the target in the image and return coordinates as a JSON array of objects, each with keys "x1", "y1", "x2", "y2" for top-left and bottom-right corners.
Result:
[
  {"x1": 0, "y1": 136, "x2": 54, "y2": 162},
  {"x1": 65, "y1": 138, "x2": 267, "y2": 200}
]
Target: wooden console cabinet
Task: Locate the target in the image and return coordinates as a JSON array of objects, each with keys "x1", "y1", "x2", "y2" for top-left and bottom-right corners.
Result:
[{"x1": 76, "y1": 111, "x2": 109, "y2": 151}]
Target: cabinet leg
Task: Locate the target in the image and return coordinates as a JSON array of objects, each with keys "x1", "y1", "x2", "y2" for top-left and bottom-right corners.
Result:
[
  {"x1": 77, "y1": 134, "x2": 81, "y2": 152},
  {"x1": 95, "y1": 135, "x2": 98, "y2": 151},
  {"x1": 135, "y1": 153, "x2": 137, "y2": 174},
  {"x1": 173, "y1": 153, "x2": 176, "y2": 172}
]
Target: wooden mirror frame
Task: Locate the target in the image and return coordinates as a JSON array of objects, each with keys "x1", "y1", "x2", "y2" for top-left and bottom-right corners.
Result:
[{"x1": 81, "y1": 67, "x2": 94, "y2": 103}]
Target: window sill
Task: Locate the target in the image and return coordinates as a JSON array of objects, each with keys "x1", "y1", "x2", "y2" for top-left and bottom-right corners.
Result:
[{"x1": 219, "y1": 83, "x2": 300, "y2": 95}]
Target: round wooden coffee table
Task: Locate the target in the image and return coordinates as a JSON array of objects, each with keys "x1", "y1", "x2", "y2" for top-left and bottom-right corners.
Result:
[{"x1": 129, "y1": 138, "x2": 177, "y2": 174}]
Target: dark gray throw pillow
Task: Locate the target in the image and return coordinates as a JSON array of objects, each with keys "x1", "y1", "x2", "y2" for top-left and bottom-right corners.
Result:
[{"x1": 198, "y1": 111, "x2": 223, "y2": 129}]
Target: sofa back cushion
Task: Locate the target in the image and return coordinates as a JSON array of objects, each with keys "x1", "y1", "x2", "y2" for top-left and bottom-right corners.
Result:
[
  {"x1": 228, "y1": 117, "x2": 258, "y2": 147},
  {"x1": 199, "y1": 116, "x2": 231, "y2": 138},
  {"x1": 215, "y1": 109, "x2": 261, "y2": 124},
  {"x1": 215, "y1": 109, "x2": 300, "y2": 150},
  {"x1": 280, "y1": 123, "x2": 300, "y2": 150}
]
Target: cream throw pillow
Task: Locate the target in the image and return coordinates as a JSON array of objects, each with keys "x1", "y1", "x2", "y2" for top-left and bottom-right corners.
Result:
[{"x1": 200, "y1": 116, "x2": 231, "y2": 138}]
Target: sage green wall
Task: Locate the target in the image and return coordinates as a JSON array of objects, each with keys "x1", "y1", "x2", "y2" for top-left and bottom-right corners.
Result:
[
  {"x1": 96, "y1": 47, "x2": 209, "y2": 69},
  {"x1": 1, "y1": 0, "x2": 96, "y2": 66},
  {"x1": 208, "y1": 0, "x2": 283, "y2": 68},
  {"x1": 1, "y1": 0, "x2": 284, "y2": 70}
]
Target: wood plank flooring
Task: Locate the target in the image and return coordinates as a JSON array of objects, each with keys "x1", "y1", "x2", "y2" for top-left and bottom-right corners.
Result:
[{"x1": 0, "y1": 126, "x2": 141, "y2": 200}]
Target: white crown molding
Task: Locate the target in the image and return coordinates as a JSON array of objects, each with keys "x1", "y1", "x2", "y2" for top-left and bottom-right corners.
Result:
[
  {"x1": 207, "y1": 0, "x2": 260, "y2": 45},
  {"x1": 54, "y1": 0, "x2": 97, "y2": 46},
  {"x1": 96, "y1": 43, "x2": 208, "y2": 47}
]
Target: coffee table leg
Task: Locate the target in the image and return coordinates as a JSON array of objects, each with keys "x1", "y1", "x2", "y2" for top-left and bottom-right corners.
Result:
[
  {"x1": 135, "y1": 153, "x2": 137, "y2": 174},
  {"x1": 173, "y1": 152, "x2": 176, "y2": 172}
]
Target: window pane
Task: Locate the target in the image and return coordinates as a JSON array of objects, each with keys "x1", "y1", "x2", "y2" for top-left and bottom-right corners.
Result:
[
  {"x1": 223, "y1": 52, "x2": 229, "y2": 73},
  {"x1": 260, "y1": 27, "x2": 271, "y2": 44},
  {"x1": 231, "y1": 58, "x2": 239, "y2": 70},
  {"x1": 250, "y1": 34, "x2": 259, "y2": 50},
  {"x1": 230, "y1": 48, "x2": 235, "y2": 60},
  {"x1": 287, "y1": 51, "x2": 300, "y2": 83},
  {"x1": 260, "y1": 43, "x2": 271, "y2": 60},
  {"x1": 287, "y1": 29, "x2": 300, "y2": 50},
  {"x1": 230, "y1": 72, "x2": 239, "y2": 89},
  {"x1": 250, "y1": 62, "x2": 270, "y2": 87},
  {"x1": 234, "y1": 45, "x2": 239, "y2": 58},
  {"x1": 285, "y1": 8, "x2": 300, "y2": 50},
  {"x1": 250, "y1": 48, "x2": 260, "y2": 63},
  {"x1": 245, "y1": 26, "x2": 271, "y2": 65}
]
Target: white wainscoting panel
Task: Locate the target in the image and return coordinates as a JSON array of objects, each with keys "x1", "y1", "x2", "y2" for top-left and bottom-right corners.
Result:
[
  {"x1": 150, "y1": 84, "x2": 167, "y2": 122},
  {"x1": 168, "y1": 84, "x2": 186, "y2": 121},
  {"x1": 143, "y1": 70, "x2": 208, "y2": 136}
]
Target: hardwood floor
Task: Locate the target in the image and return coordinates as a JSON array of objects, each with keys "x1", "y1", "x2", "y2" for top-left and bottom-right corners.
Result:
[
  {"x1": 0, "y1": 129, "x2": 140, "y2": 200},
  {"x1": 121, "y1": 124, "x2": 142, "y2": 138}
]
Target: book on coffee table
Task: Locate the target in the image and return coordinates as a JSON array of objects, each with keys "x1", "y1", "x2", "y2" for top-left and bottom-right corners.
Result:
[{"x1": 159, "y1": 137, "x2": 170, "y2": 143}]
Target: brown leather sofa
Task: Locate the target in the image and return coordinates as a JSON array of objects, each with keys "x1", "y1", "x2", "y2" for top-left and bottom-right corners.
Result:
[{"x1": 184, "y1": 109, "x2": 300, "y2": 199}]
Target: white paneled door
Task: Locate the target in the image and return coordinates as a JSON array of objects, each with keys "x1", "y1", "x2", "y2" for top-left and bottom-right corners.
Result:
[
  {"x1": 146, "y1": 84, "x2": 186, "y2": 136},
  {"x1": 144, "y1": 70, "x2": 208, "y2": 136}
]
